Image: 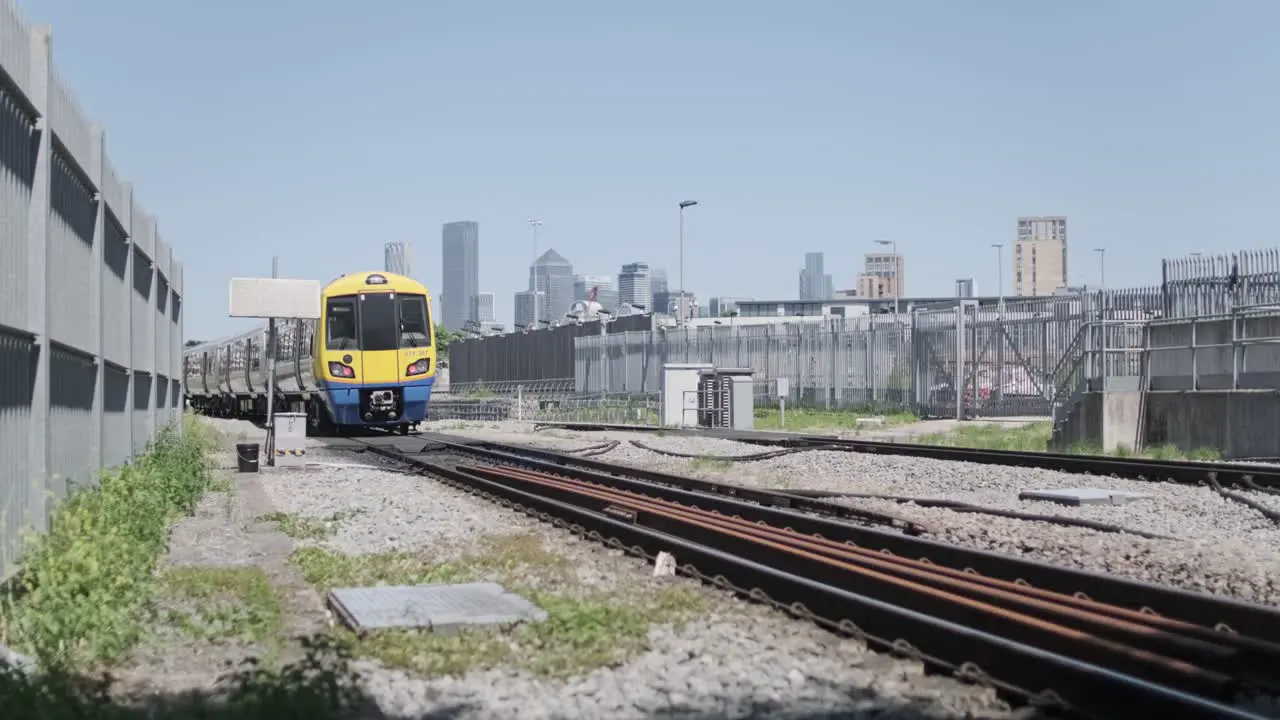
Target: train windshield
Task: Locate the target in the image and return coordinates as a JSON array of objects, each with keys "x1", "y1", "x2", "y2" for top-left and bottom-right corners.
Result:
[
  {"x1": 359, "y1": 292, "x2": 399, "y2": 351},
  {"x1": 398, "y1": 294, "x2": 432, "y2": 348},
  {"x1": 326, "y1": 297, "x2": 358, "y2": 350}
]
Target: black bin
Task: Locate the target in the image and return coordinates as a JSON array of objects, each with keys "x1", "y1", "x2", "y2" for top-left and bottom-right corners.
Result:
[{"x1": 236, "y1": 443, "x2": 260, "y2": 473}]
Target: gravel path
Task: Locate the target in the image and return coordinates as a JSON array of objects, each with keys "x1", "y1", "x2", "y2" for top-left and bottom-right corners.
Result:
[
  {"x1": 422, "y1": 420, "x2": 1280, "y2": 608},
  {"x1": 118, "y1": 417, "x2": 1019, "y2": 719}
]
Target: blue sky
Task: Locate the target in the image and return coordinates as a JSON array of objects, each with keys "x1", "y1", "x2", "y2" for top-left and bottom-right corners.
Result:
[{"x1": 17, "y1": 0, "x2": 1280, "y2": 339}]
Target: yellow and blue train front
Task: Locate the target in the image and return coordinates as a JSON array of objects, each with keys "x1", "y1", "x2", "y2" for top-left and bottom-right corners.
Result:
[
  {"x1": 321, "y1": 353, "x2": 435, "y2": 426},
  {"x1": 316, "y1": 280, "x2": 437, "y2": 426}
]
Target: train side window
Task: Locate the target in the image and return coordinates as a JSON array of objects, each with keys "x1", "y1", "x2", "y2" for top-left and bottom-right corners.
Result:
[
  {"x1": 398, "y1": 294, "x2": 432, "y2": 348},
  {"x1": 326, "y1": 297, "x2": 358, "y2": 350}
]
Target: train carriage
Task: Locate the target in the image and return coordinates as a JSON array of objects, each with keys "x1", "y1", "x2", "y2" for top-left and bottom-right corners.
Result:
[{"x1": 184, "y1": 271, "x2": 438, "y2": 435}]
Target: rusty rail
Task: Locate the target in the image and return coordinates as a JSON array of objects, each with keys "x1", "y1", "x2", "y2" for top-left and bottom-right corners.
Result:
[{"x1": 349, "y1": 436, "x2": 1279, "y2": 719}]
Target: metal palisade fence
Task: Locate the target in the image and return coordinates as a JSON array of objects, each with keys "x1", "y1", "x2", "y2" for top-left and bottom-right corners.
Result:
[
  {"x1": 1, "y1": 5, "x2": 185, "y2": 579},
  {"x1": 574, "y1": 289, "x2": 1169, "y2": 420}
]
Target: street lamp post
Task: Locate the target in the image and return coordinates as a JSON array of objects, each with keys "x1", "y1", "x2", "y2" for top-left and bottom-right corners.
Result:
[
  {"x1": 528, "y1": 218, "x2": 543, "y2": 326},
  {"x1": 991, "y1": 243, "x2": 1004, "y2": 308},
  {"x1": 874, "y1": 239, "x2": 900, "y2": 315},
  {"x1": 678, "y1": 200, "x2": 698, "y2": 327}
]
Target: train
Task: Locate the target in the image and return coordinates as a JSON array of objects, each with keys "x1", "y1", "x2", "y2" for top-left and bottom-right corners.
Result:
[{"x1": 184, "y1": 271, "x2": 439, "y2": 435}]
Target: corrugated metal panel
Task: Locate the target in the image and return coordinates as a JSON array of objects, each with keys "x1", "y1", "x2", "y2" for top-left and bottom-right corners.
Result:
[
  {"x1": 100, "y1": 153, "x2": 123, "y2": 219},
  {"x1": 101, "y1": 366, "x2": 130, "y2": 468},
  {"x1": 132, "y1": 371, "x2": 152, "y2": 456},
  {"x1": 131, "y1": 201, "x2": 154, "y2": 258},
  {"x1": 155, "y1": 275, "x2": 170, "y2": 380},
  {"x1": 101, "y1": 217, "x2": 129, "y2": 365},
  {"x1": 0, "y1": 1, "x2": 31, "y2": 101},
  {"x1": 47, "y1": 68, "x2": 92, "y2": 166},
  {"x1": 0, "y1": 86, "x2": 35, "y2": 333},
  {"x1": 131, "y1": 248, "x2": 153, "y2": 372},
  {"x1": 47, "y1": 151, "x2": 95, "y2": 353},
  {"x1": 0, "y1": 12, "x2": 187, "y2": 580},
  {"x1": 48, "y1": 347, "x2": 95, "y2": 499},
  {"x1": 0, "y1": 329, "x2": 36, "y2": 579}
]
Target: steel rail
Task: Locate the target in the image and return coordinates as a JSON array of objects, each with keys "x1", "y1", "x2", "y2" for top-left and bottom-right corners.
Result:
[
  {"x1": 384, "y1": 435, "x2": 1280, "y2": 641},
  {"x1": 465, "y1": 464, "x2": 1280, "y2": 694},
  {"x1": 349, "y1": 439, "x2": 1268, "y2": 719},
  {"x1": 530, "y1": 421, "x2": 1280, "y2": 490}
]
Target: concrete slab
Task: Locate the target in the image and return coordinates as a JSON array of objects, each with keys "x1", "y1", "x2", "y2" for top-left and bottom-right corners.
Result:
[
  {"x1": 1019, "y1": 487, "x2": 1153, "y2": 506},
  {"x1": 328, "y1": 582, "x2": 548, "y2": 634}
]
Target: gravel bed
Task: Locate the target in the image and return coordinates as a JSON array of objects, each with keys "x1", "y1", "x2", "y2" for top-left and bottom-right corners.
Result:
[
  {"x1": 109, "y1": 416, "x2": 1019, "y2": 718},
  {"x1": 425, "y1": 421, "x2": 1280, "y2": 607}
]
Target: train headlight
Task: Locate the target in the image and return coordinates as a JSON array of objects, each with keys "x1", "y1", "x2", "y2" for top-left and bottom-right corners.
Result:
[
  {"x1": 405, "y1": 358, "x2": 432, "y2": 377},
  {"x1": 328, "y1": 361, "x2": 356, "y2": 378}
]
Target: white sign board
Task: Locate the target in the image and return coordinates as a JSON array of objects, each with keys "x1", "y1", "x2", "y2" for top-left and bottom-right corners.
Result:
[
  {"x1": 229, "y1": 278, "x2": 321, "y2": 319},
  {"x1": 774, "y1": 377, "x2": 789, "y2": 398}
]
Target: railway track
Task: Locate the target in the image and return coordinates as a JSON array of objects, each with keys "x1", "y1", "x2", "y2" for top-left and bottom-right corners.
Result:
[
  {"x1": 531, "y1": 421, "x2": 1280, "y2": 491},
  {"x1": 326, "y1": 433, "x2": 1280, "y2": 719}
]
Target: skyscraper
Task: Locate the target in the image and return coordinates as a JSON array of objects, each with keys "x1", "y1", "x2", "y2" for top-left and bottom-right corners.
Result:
[
  {"x1": 441, "y1": 221, "x2": 479, "y2": 332},
  {"x1": 384, "y1": 241, "x2": 412, "y2": 277},
  {"x1": 650, "y1": 268, "x2": 669, "y2": 315},
  {"x1": 618, "y1": 262, "x2": 653, "y2": 312},
  {"x1": 1013, "y1": 216, "x2": 1068, "y2": 296},
  {"x1": 472, "y1": 292, "x2": 496, "y2": 323},
  {"x1": 530, "y1": 249, "x2": 574, "y2": 323},
  {"x1": 799, "y1": 252, "x2": 833, "y2": 300},
  {"x1": 513, "y1": 290, "x2": 544, "y2": 330}
]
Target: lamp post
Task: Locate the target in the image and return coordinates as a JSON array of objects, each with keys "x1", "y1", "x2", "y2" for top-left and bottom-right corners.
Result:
[
  {"x1": 678, "y1": 200, "x2": 698, "y2": 327},
  {"x1": 874, "y1": 239, "x2": 900, "y2": 315},
  {"x1": 528, "y1": 218, "x2": 543, "y2": 326},
  {"x1": 991, "y1": 243, "x2": 1004, "y2": 308}
]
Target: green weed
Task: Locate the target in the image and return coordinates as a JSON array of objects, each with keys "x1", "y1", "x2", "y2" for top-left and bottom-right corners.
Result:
[
  {"x1": 292, "y1": 534, "x2": 705, "y2": 679},
  {"x1": 0, "y1": 416, "x2": 217, "y2": 670},
  {"x1": 158, "y1": 566, "x2": 282, "y2": 646},
  {"x1": 258, "y1": 512, "x2": 349, "y2": 541},
  {"x1": 753, "y1": 407, "x2": 918, "y2": 432}
]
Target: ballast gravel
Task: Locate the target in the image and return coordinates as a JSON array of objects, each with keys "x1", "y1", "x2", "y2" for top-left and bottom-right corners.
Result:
[
  {"x1": 424, "y1": 419, "x2": 1280, "y2": 608},
  {"x1": 149, "y1": 417, "x2": 1018, "y2": 719}
]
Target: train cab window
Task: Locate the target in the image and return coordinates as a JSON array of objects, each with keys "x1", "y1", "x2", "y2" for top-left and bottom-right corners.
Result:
[
  {"x1": 326, "y1": 297, "x2": 358, "y2": 350},
  {"x1": 358, "y1": 292, "x2": 399, "y2": 351},
  {"x1": 398, "y1": 294, "x2": 432, "y2": 348}
]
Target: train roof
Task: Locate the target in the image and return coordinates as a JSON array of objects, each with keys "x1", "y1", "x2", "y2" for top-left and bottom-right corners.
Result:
[{"x1": 323, "y1": 271, "x2": 431, "y2": 296}]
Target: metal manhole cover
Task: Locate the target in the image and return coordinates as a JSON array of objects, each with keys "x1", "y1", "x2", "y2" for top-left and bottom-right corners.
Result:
[{"x1": 328, "y1": 581, "x2": 548, "y2": 634}]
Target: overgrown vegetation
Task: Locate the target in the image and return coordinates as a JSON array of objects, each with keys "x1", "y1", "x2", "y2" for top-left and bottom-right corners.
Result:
[
  {"x1": 913, "y1": 421, "x2": 1223, "y2": 460},
  {"x1": 0, "y1": 417, "x2": 218, "y2": 670},
  {"x1": 752, "y1": 406, "x2": 918, "y2": 432},
  {"x1": 158, "y1": 567, "x2": 283, "y2": 648},
  {"x1": 259, "y1": 512, "x2": 348, "y2": 541},
  {"x1": 292, "y1": 533, "x2": 705, "y2": 679}
]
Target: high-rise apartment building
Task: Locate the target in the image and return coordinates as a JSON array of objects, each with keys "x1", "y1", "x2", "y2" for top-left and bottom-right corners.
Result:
[
  {"x1": 384, "y1": 241, "x2": 412, "y2": 277},
  {"x1": 799, "y1": 252, "x2": 833, "y2": 300},
  {"x1": 618, "y1": 262, "x2": 653, "y2": 312},
  {"x1": 574, "y1": 274, "x2": 618, "y2": 310},
  {"x1": 530, "y1": 249, "x2": 574, "y2": 323},
  {"x1": 856, "y1": 253, "x2": 905, "y2": 298},
  {"x1": 1013, "y1": 216, "x2": 1068, "y2": 296},
  {"x1": 955, "y1": 278, "x2": 977, "y2": 298},
  {"x1": 441, "y1": 221, "x2": 479, "y2": 332},
  {"x1": 471, "y1": 292, "x2": 495, "y2": 324}
]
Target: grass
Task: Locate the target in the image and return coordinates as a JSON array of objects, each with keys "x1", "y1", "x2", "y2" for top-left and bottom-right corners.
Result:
[
  {"x1": 0, "y1": 415, "x2": 218, "y2": 670},
  {"x1": 752, "y1": 407, "x2": 918, "y2": 432},
  {"x1": 157, "y1": 567, "x2": 283, "y2": 647},
  {"x1": 688, "y1": 457, "x2": 734, "y2": 472},
  {"x1": 291, "y1": 533, "x2": 705, "y2": 679},
  {"x1": 258, "y1": 512, "x2": 350, "y2": 541},
  {"x1": 913, "y1": 421, "x2": 1224, "y2": 460}
]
